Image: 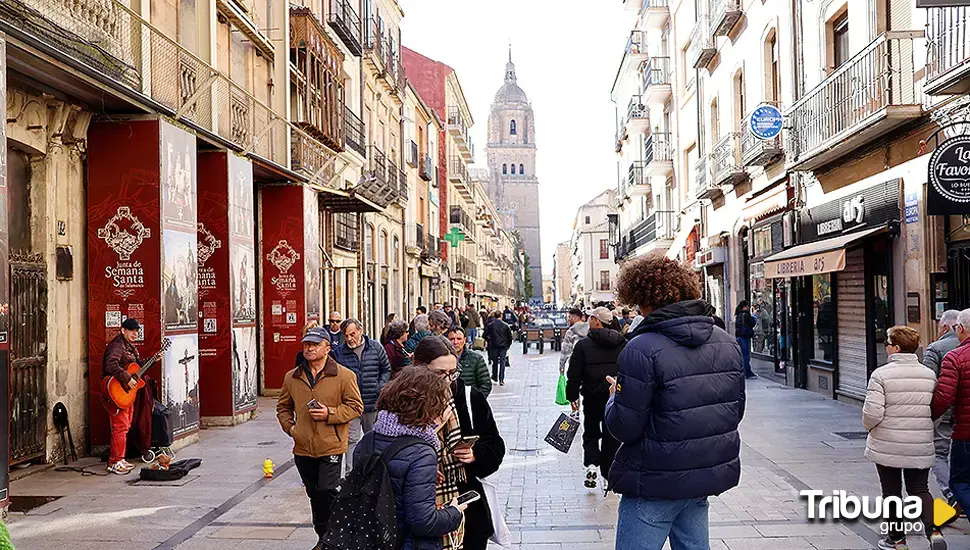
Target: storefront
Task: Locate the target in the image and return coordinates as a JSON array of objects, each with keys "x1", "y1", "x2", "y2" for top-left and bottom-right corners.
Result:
[
  {"x1": 765, "y1": 179, "x2": 901, "y2": 403},
  {"x1": 742, "y1": 214, "x2": 790, "y2": 375},
  {"x1": 695, "y1": 238, "x2": 727, "y2": 323}
]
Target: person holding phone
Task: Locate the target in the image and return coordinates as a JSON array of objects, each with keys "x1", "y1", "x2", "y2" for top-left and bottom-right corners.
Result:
[
  {"x1": 356, "y1": 365, "x2": 468, "y2": 550},
  {"x1": 277, "y1": 327, "x2": 364, "y2": 550},
  {"x1": 413, "y1": 336, "x2": 506, "y2": 550}
]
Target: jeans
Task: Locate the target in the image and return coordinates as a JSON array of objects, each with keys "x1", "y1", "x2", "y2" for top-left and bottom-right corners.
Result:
[
  {"x1": 582, "y1": 394, "x2": 619, "y2": 480},
  {"x1": 294, "y1": 454, "x2": 342, "y2": 540},
  {"x1": 490, "y1": 347, "x2": 508, "y2": 382},
  {"x1": 875, "y1": 465, "x2": 934, "y2": 541},
  {"x1": 106, "y1": 403, "x2": 134, "y2": 465},
  {"x1": 737, "y1": 337, "x2": 753, "y2": 377},
  {"x1": 616, "y1": 496, "x2": 710, "y2": 550},
  {"x1": 467, "y1": 327, "x2": 478, "y2": 345},
  {"x1": 933, "y1": 417, "x2": 954, "y2": 498},
  {"x1": 344, "y1": 411, "x2": 378, "y2": 477},
  {"x1": 950, "y1": 439, "x2": 970, "y2": 513}
]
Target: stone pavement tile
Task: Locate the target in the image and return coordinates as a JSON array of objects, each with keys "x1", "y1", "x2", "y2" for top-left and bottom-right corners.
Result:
[
  {"x1": 709, "y1": 525, "x2": 763, "y2": 539},
  {"x1": 724, "y1": 536, "x2": 816, "y2": 549},
  {"x1": 754, "y1": 522, "x2": 855, "y2": 537},
  {"x1": 804, "y1": 534, "x2": 876, "y2": 549},
  {"x1": 208, "y1": 525, "x2": 297, "y2": 539},
  {"x1": 172, "y1": 538, "x2": 244, "y2": 550}
]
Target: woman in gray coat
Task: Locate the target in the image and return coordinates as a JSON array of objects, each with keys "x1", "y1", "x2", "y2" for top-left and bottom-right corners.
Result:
[{"x1": 862, "y1": 326, "x2": 945, "y2": 550}]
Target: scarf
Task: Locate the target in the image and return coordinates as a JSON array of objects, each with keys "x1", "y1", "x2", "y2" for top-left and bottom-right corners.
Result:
[
  {"x1": 436, "y1": 397, "x2": 466, "y2": 550},
  {"x1": 373, "y1": 411, "x2": 440, "y2": 451}
]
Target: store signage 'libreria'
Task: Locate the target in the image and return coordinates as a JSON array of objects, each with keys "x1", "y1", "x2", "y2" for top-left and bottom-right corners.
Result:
[{"x1": 928, "y1": 135, "x2": 970, "y2": 216}]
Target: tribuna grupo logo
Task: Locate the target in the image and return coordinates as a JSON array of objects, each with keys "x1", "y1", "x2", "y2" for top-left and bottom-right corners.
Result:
[{"x1": 801, "y1": 490, "x2": 957, "y2": 535}]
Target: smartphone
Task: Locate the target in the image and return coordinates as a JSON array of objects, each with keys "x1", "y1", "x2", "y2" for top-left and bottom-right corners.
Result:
[
  {"x1": 456, "y1": 491, "x2": 481, "y2": 506},
  {"x1": 306, "y1": 399, "x2": 324, "y2": 410},
  {"x1": 455, "y1": 435, "x2": 480, "y2": 450}
]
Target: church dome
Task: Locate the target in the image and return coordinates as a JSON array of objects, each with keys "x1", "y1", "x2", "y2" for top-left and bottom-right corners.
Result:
[{"x1": 494, "y1": 54, "x2": 529, "y2": 105}]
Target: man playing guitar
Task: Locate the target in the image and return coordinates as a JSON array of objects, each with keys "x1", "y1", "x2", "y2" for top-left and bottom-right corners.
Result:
[{"x1": 103, "y1": 317, "x2": 141, "y2": 474}]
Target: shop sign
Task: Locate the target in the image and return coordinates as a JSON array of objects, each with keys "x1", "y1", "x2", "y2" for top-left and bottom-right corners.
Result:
[
  {"x1": 927, "y1": 135, "x2": 970, "y2": 215},
  {"x1": 800, "y1": 179, "x2": 901, "y2": 243},
  {"x1": 765, "y1": 248, "x2": 846, "y2": 278},
  {"x1": 905, "y1": 193, "x2": 919, "y2": 224},
  {"x1": 748, "y1": 104, "x2": 784, "y2": 140},
  {"x1": 420, "y1": 264, "x2": 437, "y2": 278}
]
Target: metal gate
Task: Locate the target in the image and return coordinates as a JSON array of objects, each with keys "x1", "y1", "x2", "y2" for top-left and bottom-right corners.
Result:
[
  {"x1": 949, "y1": 244, "x2": 970, "y2": 311},
  {"x1": 9, "y1": 253, "x2": 47, "y2": 464}
]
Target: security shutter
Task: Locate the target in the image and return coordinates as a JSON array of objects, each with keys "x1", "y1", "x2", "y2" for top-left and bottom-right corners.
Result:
[{"x1": 837, "y1": 247, "x2": 868, "y2": 401}]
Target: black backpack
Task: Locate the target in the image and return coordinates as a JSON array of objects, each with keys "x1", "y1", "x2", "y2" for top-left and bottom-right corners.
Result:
[{"x1": 322, "y1": 433, "x2": 433, "y2": 550}]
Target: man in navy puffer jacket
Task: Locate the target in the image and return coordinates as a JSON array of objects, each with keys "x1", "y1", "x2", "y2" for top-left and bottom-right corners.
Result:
[{"x1": 605, "y1": 253, "x2": 745, "y2": 550}]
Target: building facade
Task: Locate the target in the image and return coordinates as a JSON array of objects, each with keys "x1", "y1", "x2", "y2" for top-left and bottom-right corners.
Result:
[
  {"x1": 571, "y1": 190, "x2": 619, "y2": 308},
  {"x1": 553, "y1": 241, "x2": 573, "y2": 308}
]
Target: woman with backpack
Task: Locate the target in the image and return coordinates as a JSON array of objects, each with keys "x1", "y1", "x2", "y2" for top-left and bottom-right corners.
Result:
[
  {"x1": 734, "y1": 300, "x2": 758, "y2": 379},
  {"x1": 413, "y1": 336, "x2": 506, "y2": 550},
  {"x1": 351, "y1": 366, "x2": 468, "y2": 550}
]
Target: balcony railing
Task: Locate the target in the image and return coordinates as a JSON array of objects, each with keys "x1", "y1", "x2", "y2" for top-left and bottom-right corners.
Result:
[
  {"x1": 624, "y1": 210, "x2": 677, "y2": 257},
  {"x1": 447, "y1": 106, "x2": 471, "y2": 147},
  {"x1": 420, "y1": 154, "x2": 433, "y2": 181},
  {"x1": 449, "y1": 155, "x2": 468, "y2": 183},
  {"x1": 398, "y1": 168, "x2": 407, "y2": 201},
  {"x1": 688, "y1": 16, "x2": 715, "y2": 68},
  {"x1": 628, "y1": 161, "x2": 648, "y2": 188},
  {"x1": 696, "y1": 155, "x2": 721, "y2": 200},
  {"x1": 626, "y1": 95, "x2": 649, "y2": 125},
  {"x1": 619, "y1": 30, "x2": 649, "y2": 72},
  {"x1": 455, "y1": 255, "x2": 477, "y2": 279},
  {"x1": 415, "y1": 223, "x2": 425, "y2": 250},
  {"x1": 328, "y1": 0, "x2": 362, "y2": 56},
  {"x1": 642, "y1": 56, "x2": 672, "y2": 91},
  {"x1": 644, "y1": 132, "x2": 673, "y2": 167},
  {"x1": 291, "y1": 7, "x2": 345, "y2": 151},
  {"x1": 786, "y1": 31, "x2": 923, "y2": 170},
  {"x1": 363, "y1": 16, "x2": 385, "y2": 69},
  {"x1": 344, "y1": 106, "x2": 366, "y2": 157},
  {"x1": 407, "y1": 140, "x2": 419, "y2": 167},
  {"x1": 711, "y1": 0, "x2": 742, "y2": 37},
  {"x1": 450, "y1": 206, "x2": 475, "y2": 238},
  {"x1": 421, "y1": 234, "x2": 441, "y2": 262},
  {"x1": 926, "y1": 7, "x2": 970, "y2": 95},
  {"x1": 740, "y1": 103, "x2": 785, "y2": 166},
  {"x1": 712, "y1": 133, "x2": 747, "y2": 186}
]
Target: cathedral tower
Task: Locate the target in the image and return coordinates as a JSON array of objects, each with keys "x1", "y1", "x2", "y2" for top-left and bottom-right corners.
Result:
[{"x1": 486, "y1": 50, "x2": 542, "y2": 302}]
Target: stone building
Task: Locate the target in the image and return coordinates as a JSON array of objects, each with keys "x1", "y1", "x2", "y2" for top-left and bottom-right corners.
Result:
[{"x1": 485, "y1": 52, "x2": 542, "y2": 304}]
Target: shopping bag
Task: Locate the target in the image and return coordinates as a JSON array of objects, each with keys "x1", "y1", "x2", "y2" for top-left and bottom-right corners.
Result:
[
  {"x1": 555, "y1": 374, "x2": 570, "y2": 406},
  {"x1": 544, "y1": 411, "x2": 581, "y2": 454},
  {"x1": 480, "y1": 478, "x2": 512, "y2": 547}
]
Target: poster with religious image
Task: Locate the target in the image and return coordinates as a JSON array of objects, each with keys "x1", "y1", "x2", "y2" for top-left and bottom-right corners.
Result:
[
  {"x1": 304, "y1": 187, "x2": 321, "y2": 320},
  {"x1": 231, "y1": 243, "x2": 256, "y2": 323},
  {"x1": 160, "y1": 124, "x2": 197, "y2": 231},
  {"x1": 232, "y1": 326, "x2": 258, "y2": 413},
  {"x1": 164, "y1": 333, "x2": 200, "y2": 436},
  {"x1": 162, "y1": 229, "x2": 199, "y2": 330}
]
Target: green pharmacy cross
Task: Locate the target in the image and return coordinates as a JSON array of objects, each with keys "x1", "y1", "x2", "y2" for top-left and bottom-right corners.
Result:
[{"x1": 444, "y1": 227, "x2": 465, "y2": 248}]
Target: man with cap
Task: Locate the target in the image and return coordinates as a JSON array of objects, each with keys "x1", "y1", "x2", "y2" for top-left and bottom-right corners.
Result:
[
  {"x1": 277, "y1": 327, "x2": 363, "y2": 550},
  {"x1": 102, "y1": 317, "x2": 143, "y2": 474},
  {"x1": 567, "y1": 306, "x2": 626, "y2": 492}
]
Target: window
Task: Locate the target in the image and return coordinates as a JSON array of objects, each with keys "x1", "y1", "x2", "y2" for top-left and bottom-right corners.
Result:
[
  {"x1": 519, "y1": 164, "x2": 524, "y2": 175},
  {"x1": 379, "y1": 231, "x2": 388, "y2": 266},
  {"x1": 710, "y1": 98, "x2": 720, "y2": 142},
  {"x1": 599, "y1": 239, "x2": 609, "y2": 259},
  {"x1": 733, "y1": 70, "x2": 746, "y2": 129},
  {"x1": 335, "y1": 212, "x2": 359, "y2": 250},
  {"x1": 585, "y1": 216, "x2": 591, "y2": 224},
  {"x1": 393, "y1": 236, "x2": 400, "y2": 266},
  {"x1": 811, "y1": 273, "x2": 834, "y2": 362},
  {"x1": 511, "y1": 164, "x2": 516, "y2": 175},
  {"x1": 365, "y1": 224, "x2": 375, "y2": 264},
  {"x1": 766, "y1": 31, "x2": 780, "y2": 102},
  {"x1": 833, "y1": 12, "x2": 850, "y2": 68},
  {"x1": 502, "y1": 164, "x2": 507, "y2": 175},
  {"x1": 510, "y1": 119, "x2": 517, "y2": 135},
  {"x1": 599, "y1": 270, "x2": 611, "y2": 291}
]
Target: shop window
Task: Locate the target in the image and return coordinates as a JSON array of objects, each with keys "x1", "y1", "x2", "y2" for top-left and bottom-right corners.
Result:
[
  {"x1": 752, "y1": 225, "x2": 772, "y2": 258},
  {"x1": 750, "y1": 262, "x2": 773, "y2": 355},
  {"x1": 812, "y1": 273, "x2": 834, "y2": 362}
]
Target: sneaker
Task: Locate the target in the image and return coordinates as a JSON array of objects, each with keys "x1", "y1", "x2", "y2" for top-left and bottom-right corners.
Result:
[
  {"x1": 492, "y1": 377, "x2": 498, "y2": 382},
  {"x1": 929, "y1": 530, "x2": 947, "y2": 550},
  {"x1": 499, "y1": 381, "x2": 505, "y2": 386},
  {"x1": 877, "y1": 537, "x2": 908, "y2": 550},
  {"x1": 107, "y1": 461, "x2": 133, "y2": 475},
  {"x1": 584, "y1": 465, "x2": 598, "y2": 489},
  {"x1": 745, "y1": 373, "x2": 759, "y2": 380}
]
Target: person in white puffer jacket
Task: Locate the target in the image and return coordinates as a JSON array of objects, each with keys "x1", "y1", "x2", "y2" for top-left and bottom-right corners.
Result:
[{"x1": 863, "y1": 326, "x2": 947, "y2": 550}]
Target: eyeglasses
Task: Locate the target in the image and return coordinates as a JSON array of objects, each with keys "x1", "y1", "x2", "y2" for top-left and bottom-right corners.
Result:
[
  {"x1": 441, "y1": 369, "x2": 460, "y2": 382},
  {"x1": 329, "y1": 319, "x2": 341, "y2": 324}
]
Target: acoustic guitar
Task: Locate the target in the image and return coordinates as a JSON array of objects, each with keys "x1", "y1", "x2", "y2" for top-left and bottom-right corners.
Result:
[{"x1": 102, "y1": 338, "x2": 172, "y2": 409}]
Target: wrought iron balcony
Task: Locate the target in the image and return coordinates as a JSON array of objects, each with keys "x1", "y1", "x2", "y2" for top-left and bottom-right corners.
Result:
[
  {"x1": 626, "y1": 95, "x2": 649, "y2": 134},
  {"x1": 362, "y1": 16, "x2": 385, "y2": 71},
  {"x1": 407, "y1": 140, "x2": 419, "y2": 167},
  {"x1": 711, "y1": 0, "x2": 742, "y2": 37},
  {"x1": 644, "y1": 132, "x2": 674, "y2": 176},
  {"x1": 925, "y1": 7, "x2": 970, "y2": 95},
  {"x1": 688, "y1": 16, "x2": 715, "y2": 69},
  {"x1": 642, "y1": 57, "x2": 672, "y2": 104},
  {"x1": 712, "y1": 132, "x2": 747, "y2": 187},
  {"x1": 398, "y1": 168, "x2": 407, "y2": 202},
  {"x1": 447, "y1": 106, "x2": 471, "y2": 152},
  {"x1": 414, "y1": 223, "x2": 425, "y2": 253},
  {"x1": 695, "y1": 155, "x2": 721, "y2": 200},
  {"x1": 421, "y1": 234, "x2": 441, "y2": 262},
  {"x1": 420, "y1": 154, "x2": 433, "y2": 181},
  {"x1": 740, "y1": 104, "x2": 784, "y2": 166},
  {"x1": 623, "y1": 210, "x2": 677, "y2": 259},
  {"x1": 628, "y1": 161, "x2": 649, "y2": 189},
  {"x1": 455, "y1": 255, "x2": 477, "y2": 281},
  {"x1": 328, "y1": 0, "x2": 362, "y2": 56},
  {"x1": 640, "y1": 0, "x2": 670, "y2": 30},
  {"x1": 449, "y1": 155, "x2": 468, "y2": 183},
  {"x1": 450, "y1": 206, "x2": 476, "y2": 240},
  {"x1": 344, "y1": 106, "x2": 366, "y2": 157},
  {"x1": 786, "y1": 31, "x2": 924, "y2": 172},
  {"x1": 291, "y1": 7, "x2": 345, "y2": 151},
  {"x1": 619, "y1": 30, "x2": 649, "y2": 74}
]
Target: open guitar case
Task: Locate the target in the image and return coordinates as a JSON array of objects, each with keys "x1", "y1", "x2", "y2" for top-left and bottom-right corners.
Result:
[{"x1": 125, "y1": 375, "x2": 174, "y2": 461}]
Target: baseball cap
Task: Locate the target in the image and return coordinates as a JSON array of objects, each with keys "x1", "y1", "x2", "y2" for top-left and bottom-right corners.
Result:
[
  {"x1": 589, "y1": 307, "x2": 614, "y2": 325},
  {"x1": 302, "y1": 327, "x2": 330, "y2": 344},
  {"x1": 122, "y1": 318, "x2": 141, "y2": 331}
]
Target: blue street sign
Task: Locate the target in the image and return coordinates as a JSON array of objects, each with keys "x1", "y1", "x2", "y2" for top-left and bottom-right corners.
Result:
[{"x1": 749, "y1": 104, "x2": 784, "y2": 141}]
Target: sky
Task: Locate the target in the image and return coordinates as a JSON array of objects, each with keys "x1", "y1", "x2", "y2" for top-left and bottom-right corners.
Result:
[{"x1": 400, "y1": 1, "x2": 631, "y2": 276}]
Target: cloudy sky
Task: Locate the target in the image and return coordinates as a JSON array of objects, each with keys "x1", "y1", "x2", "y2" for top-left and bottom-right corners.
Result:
[{"x1": 400, "y1": 1, "x2": 630, "y2": 276}]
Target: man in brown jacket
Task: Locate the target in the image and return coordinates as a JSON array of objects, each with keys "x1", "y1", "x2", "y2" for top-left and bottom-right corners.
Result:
[
  {"x1": 103, "y1": 317, "x2": 141, "y2": 474},
  {"x1": 277, "y1": 326, "x2": 364, "y2": 549}
]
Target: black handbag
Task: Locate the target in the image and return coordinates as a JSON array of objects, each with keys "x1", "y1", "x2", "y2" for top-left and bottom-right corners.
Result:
[{"x1": 544, "y1": 411, "x2": 581, "y2": 454}]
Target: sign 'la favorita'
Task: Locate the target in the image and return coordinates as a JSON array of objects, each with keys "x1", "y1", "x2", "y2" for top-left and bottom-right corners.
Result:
[{"x1": 928, "y1": 135, "x2": 970, "y2": 215}]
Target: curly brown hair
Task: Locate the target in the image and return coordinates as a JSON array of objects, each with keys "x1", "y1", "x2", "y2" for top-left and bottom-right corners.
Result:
[
  {"x1": 376, "y1": 365, "x2": 452, "y2": 427},
  {"x1": 616, "y1": 252, "x2": 701, "y2": 310}
]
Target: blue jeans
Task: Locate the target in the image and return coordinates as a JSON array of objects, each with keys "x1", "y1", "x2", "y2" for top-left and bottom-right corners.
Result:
[
  {"x1": 467, "y1": 327, "x2": 478, "y2": 346},
  {"x1": 737, "y1": 337, "x2": 754, "y2": 377},
  {"x1": 950, "y1": 439, "x2": 970, "y2": 512},
  {"x1": 490, "y1": 347, "x2": 508, "y2": 382},
  {"x1": 616, "y1": 496, "x2": 710, "y2": 550}
]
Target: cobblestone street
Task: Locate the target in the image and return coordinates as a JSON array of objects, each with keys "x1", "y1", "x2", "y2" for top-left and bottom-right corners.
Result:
[{"x1": 7, "y1": 350, "x2": 970, "y2": 549}]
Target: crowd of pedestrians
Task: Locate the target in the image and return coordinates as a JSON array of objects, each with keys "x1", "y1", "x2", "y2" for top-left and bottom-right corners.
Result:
[{"x1": 275, "y1": 302, "x2": 515, "y2": 550}]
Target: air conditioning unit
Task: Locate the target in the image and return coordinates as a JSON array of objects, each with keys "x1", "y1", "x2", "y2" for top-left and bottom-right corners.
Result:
[{"x1": 694, "y1": 246, "x2": 727, "y2": 268}]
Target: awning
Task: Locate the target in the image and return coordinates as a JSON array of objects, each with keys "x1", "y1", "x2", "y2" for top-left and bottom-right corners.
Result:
[{"x1": 764, "y1": 226, "x2": 886, "y2": 278}]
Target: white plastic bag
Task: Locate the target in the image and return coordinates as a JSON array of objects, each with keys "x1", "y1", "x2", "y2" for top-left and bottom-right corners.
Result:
[{"x1": 480, "y1": 478, "x2": 512, "y2": 547}]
